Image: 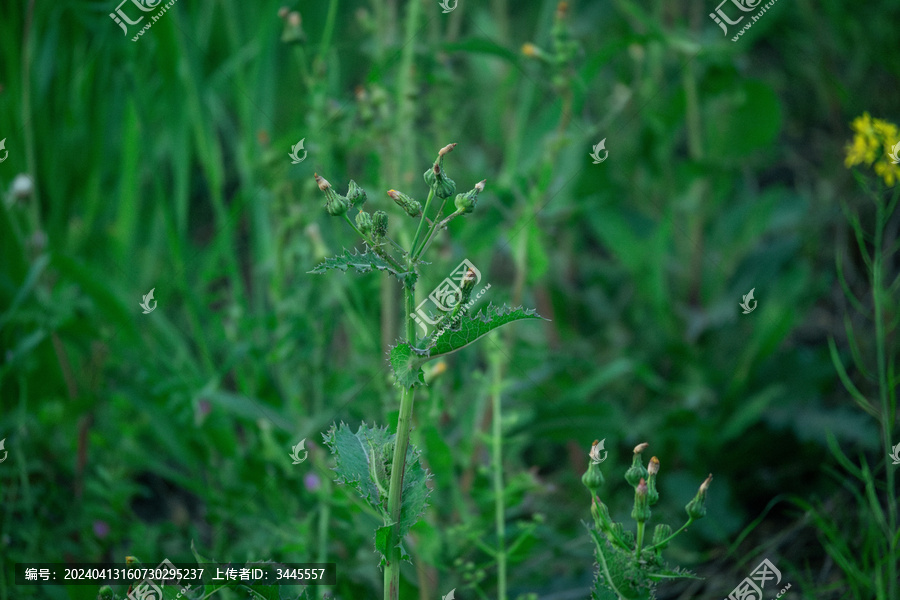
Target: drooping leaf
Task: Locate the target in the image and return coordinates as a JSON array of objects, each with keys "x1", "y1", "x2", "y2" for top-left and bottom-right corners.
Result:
[{"x1": 309, "y1": 248, "x2": 405, "y2": 282}]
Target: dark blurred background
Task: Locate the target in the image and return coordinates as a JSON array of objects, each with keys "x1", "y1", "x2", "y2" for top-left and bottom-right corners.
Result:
[{"x1": 1, "y1": 0, "x2": 898, "y2": 598}]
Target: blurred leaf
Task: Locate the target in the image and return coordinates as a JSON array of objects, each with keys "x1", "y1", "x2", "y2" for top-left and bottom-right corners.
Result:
[
  {"x1": 442, "y1": 38, "x2": 520, "y2": 63},
  {"x1": 701, "y1": 79, "x2": 781, "y2": 162},
  {"x1": 0, "y1": 253, "x2": 48, "y2": 330}
]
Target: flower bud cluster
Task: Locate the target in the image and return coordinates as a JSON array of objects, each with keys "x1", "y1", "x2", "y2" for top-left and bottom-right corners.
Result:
[{"x1": 579, "y1": 438, "x2": 712, "y2": 554}]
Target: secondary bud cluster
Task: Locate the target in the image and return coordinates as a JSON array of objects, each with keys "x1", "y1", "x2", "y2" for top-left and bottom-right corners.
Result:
[
  {"x1": 580, "y1": 438, "x2": 713, "y2": 558},
  {"x1": 313, "y1": 174, "x2": 372, "y2": 221}
]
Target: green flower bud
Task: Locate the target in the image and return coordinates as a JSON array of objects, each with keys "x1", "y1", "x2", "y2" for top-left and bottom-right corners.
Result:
[
  {"x1": 325, "y1": 196, "x2": 350, "y2": 216},
  {"x1": 280, "y1": 10, "x2": 305, "y2": 45},
  {"x1": 460, "y1": 268, "x2": 477, "y2": 302},
  {"x1": 315, "y1": 173, "x2": 350, "y2": 216},
  {"x1": 651, "y1": 523, "x2": 672, "y2": 550},
  {"x1": 647, "y1": 456, "x2": 660, "y2": 506},
  {"x1": 624, "y1": 442, "x2": 649, "y2": 487},
  {"x1": 387, "y1": 189, "x2": 422, "y2": 217},
  {"x1": 611, "y1": 522, "x2": 625, "y2": 541},
  {"x1": 356, "y1": 210, "x2": 373, "y2": 236},
  {"x1": 685, "y1": 474, "x2": 712, "y2": 520},
  {"x1": 98, "y1": 586, "x2": 114, "y2": 600},
  {"x1": 373, "y1": 210, "x2": 389, "y2": 239},
  {"x1": 424, "y1": 162, "x2": 457, "y2": 199},
  {"x1": 454, "y1": 179, "x2": 485, "y2": 214},
  {"x1": 631, "y1": 478, "x2": 651, "y2": 523},
  {"x1": 347, "y1": 179, "x2": 367, "y2": 208},
  {"x1": 581, "y1": 439, "x2": 606, "y2": 495},
  {"x1": 424, "y1": 144, "x2": 458, "y2": 199}
]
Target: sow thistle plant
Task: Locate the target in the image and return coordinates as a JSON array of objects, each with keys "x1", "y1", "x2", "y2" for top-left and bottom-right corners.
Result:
[
  {"x1": 582, "y1": 441, "x2": 713, "y2": 600},
  {"x1": 311, "y1": 143, "x2": 543, "y2": 600}
]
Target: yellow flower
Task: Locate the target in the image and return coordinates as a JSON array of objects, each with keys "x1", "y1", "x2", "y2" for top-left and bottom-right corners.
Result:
[
  {"x1": 874, "y1": 161, "x2": 899, "y2": 187},
  {"x1": 844, "y1": 112, "x2": 900, "y2": 186}
]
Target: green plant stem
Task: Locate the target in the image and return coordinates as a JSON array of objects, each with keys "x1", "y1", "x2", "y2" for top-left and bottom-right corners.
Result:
[
  {"x1": 414, "y1": 209, "x2": 464, "y2": 261},
  {"x1": 384, "y1": 279, "x2": 419, "y2": 600},
  {"x1": 489, "y1": 348, "x2": 508, "y2": 600},
  {"x1": 393, "y1": 0, "x2": 421, "y2": 184},
  {"x1": 644, "y1": 518, "x2": 694, "y2": 553},
  {"x1": 411, "y1": 189, "x2": 435, "y2": 255},
  {"x1": 872, "y1": 190, "x2": 898, "y2": 600},
  {"x1": 317, "y1": 0, "x2": 339, "y2": 68},
  {"x1": 635, "y1": 521, "x2": 645, "y2": 556}
]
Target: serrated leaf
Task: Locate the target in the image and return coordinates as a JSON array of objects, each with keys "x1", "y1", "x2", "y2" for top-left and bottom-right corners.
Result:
[
  {"x1": 375, "y1": 525, "x2": 392, "y2": 567},
  {"x1": 309, "y1": 249, "x2": 404, "y2": 282},
  {"x1": 242, "y1": 561, "x2": 295, "y2": 600},
  {"x1": 397, "y1": 442, "x2": 430, "y2": 540},
  {"x1": 189, "y1": 541, "x2": 225, "y2": 598},
  {"x1": 322, "y1": 422, "x2": 393, "y2": 511},
  {"x1": 326, "y1": 422, "x2": 431, "y2": 565},
  {"x1": 422, "y1": 304, "x2": 545, "y2": 359},
  {"x1": 389, "y1": 343, "x2": 426, "y2": 389}
]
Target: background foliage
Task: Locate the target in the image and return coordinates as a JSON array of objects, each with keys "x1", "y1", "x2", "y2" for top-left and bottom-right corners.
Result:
[{"x1": 1, "y1": 0, "x2": 898, "y2": 598}]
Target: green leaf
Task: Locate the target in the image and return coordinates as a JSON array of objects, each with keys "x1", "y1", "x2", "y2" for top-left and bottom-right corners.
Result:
[
  {"x1": 325, "y1": 422, "x2": 431, "y2": 566},
  {"x1": 322, "y1": 422, "x2": 394, "y2": 512},
  {"x1": 309, "y1": 248, "x2": 404, "y2": 282},
  {"x1": 396, "y1": 440, "x2": 431, "y2": 542},
  {"x1": 421, "y1": 304, "x2": 545, "y2": 359},
  {"x1": 374, "y1": 525, "x2": 392, "y2": 568},
  {"x1": 389, "y1": 342, "x2": 426, "y2": 389},
  {"x1": 701, "y1": 79, "x2": 781, "y2": 162}
]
